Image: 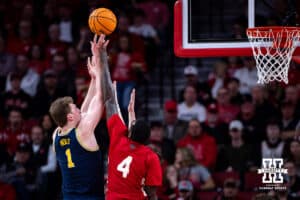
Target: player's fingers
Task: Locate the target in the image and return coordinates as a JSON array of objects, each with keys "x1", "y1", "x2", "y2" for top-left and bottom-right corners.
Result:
[
  {"x1": 93, "y1": 34, "x2": 97, "y2": 43},
  {"x1": 100, "y1": 34, "x2": 105, "y2": 43},
  {"x1": 104, "y1": 40, "x2": 109, "y2": 48}
]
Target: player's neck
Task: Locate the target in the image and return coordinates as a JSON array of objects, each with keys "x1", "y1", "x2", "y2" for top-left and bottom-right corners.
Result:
[{"x1": 61, "y1": 123, "x2": 76, "y2": 135}]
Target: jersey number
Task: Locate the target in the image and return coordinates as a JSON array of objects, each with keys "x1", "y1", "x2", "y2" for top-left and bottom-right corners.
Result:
[
  {"x1": 117, "y1": 156, "x2": 133, "y2": 178},
  {"x1": 65, "y1": 148, "x2": 75, "y2": 168}
]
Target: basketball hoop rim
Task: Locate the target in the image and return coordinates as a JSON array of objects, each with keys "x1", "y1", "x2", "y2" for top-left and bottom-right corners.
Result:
[{"x1": 247, "y1": 26, "x2": 300, "y2": 38}]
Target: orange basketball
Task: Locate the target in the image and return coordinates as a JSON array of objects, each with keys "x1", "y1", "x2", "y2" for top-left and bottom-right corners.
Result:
[{"x1": 88, "y1": 8, "x2": 117, "y2": 35}]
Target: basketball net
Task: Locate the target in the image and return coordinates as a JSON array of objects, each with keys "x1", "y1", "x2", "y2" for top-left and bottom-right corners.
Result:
[{"x1": 247, "y1": 27, "x2": 300, "y2": 84}]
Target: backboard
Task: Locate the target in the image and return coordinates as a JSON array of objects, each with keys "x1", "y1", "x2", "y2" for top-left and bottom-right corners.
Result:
[{"x1": 174, "y1": 0, "x2": 300, "y2": 57}]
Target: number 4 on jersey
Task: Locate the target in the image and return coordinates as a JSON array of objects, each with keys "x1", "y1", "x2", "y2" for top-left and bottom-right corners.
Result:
[{"x1": 117, "y1": 156, "x2": 133, "y2": 178}]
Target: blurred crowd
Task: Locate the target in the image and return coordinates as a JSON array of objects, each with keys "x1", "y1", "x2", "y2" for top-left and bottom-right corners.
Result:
[{"x1": 0, "y1": 0, "x2": 299, "y2": 200}]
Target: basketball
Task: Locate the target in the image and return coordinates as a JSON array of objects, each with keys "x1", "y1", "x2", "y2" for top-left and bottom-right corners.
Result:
[{"x1": 88, "y1": 8, "x2": 117, "y2": 35}]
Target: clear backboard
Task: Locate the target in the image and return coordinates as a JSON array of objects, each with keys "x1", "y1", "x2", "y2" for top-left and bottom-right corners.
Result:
[{"x1": 174, "y1": 0, "x2": 300, "y2": 57}]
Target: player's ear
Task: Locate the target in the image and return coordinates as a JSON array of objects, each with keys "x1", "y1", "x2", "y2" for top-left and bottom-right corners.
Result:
[{"x1": 67, "y1": 113, "x2": 73, "y2": 122}]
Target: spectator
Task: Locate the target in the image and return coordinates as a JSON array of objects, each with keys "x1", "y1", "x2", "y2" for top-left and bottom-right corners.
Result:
[
  {"x1": 280, "y1": 100, "x2": 298, "y2": 139},
  {"x1": 162, "y1": 100, "x2": 187, "y2": 143},
  {"x1": 29, "y1": 125, "x2": 57, "y2": 200},
  {"x1": 57, "y1": 3, "x2": 78, "y2": 43},
  {"x1": 66, "y1": 46, "x2": 83, "y2": 72},
  {"x1": 216, "y1": 120, "x2": 255, "y2": 174},
  {"x1": 76, "y1": 25, "x2": 93, "y2": 59},
  {"x1": 178, "y1": 65, "x2": 212, "y2": 105},
  {"x1": 214, "y1": 178, "x2": 240, "y2": 200},
  {"x1": 260, "y1": 120, "x2": 284, "y2": 159},
  {"x1": 110, "y1": 34, "x2": 147, "y2": 114},
  {"x1": 136, "y1": 0, "x2": 170, "y2": 32},
  {"x1": 227, "y1": 77, "x2": 244, "y2": 105},
  {"x1": 285, "y1": 139, "x2": 300, "y2": 176},
  {"x1": 0, "y1": 109, "x2": 30, "y2": 156},
  {"x1": 226, "y1": 56, "x2": 243, "y2": 77},
  {"x1": 51, "y1": 54, "x2": 76, "y2": 99},
  {"x1": 30, "y1": 125, "x2": 55, "y2": 171},
  {"x1": 157, "y1": 165, "x2": 178, "y2": 200},
  {"x1": 45, "y1": 24, "x2": 67, "y2": 59},
  {"x1": 216, "y1": 87, "x2": 240, "y2": 124},
  {"x1": 40, "y1": 114, "x2": 55, "y2": 144},
  {"x1": 208, "y1": 60, "x2": 229, "y2": 99},
  {"x1": 233, "y1": 57, "x2": 258, "y2": 95},
  {"x1": 284, "y1": 160, "x2": 300, "y2": 199},
  {"x1": 0, "y1": 34, "x2": 15, "y2": 91},
  {"x1": 238, "y1": 101, "x2": 264, "y2": 143},
  {"x1": 251, "y1": 85, "x2": 279, "y2": 125},
  {"x1": 0, "y1": 73, "x2": 32, "y2": 118},
  {"x1": 33, "y1": 69, "x2": 65, "y2": 118},
  {"x1": 129, "y1": 9, "x2": 159, "y2": 44},
  {"x1": 7, "y1": 20, "x2": 34, "y2": 54},
  {"x1": 178, "y1": 85, "x2": 207, "y2": 123},
  {"x1": 0, "y1": 143, "x2": 35, "y2": 200},
  {"x1": 175, "y1": 147, "x2": 215, "y2": 191},
  {"x1": 177, "y1": 180, "x2": 194, "y2": 200},
  {"x1": 74, "y1": 72, "x2": 89, "y2": 106},
  {"x1": 109, "y1": 14, "x2": 145, "y2": 54},
  {"x1": 177, "y1": 119, "x2": 217, "y2": 169},
  {"x1": 202, "y1": 103, "x2": 229, "y2": 145},
  {"x1": 149, "y1": 121, "x2": 176, "y2": 165},
  {"x1": 6, "y1": 54, "x2": 40, "y2": 97},
  {"x1": 284, "y1": 85, "x2": 300, "y2": 117},
  {"x1": 27, "y1": 44, "x2": 49, "y2": 75}
]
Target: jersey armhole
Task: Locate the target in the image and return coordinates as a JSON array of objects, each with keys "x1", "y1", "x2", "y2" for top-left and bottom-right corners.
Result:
[
  {"x1": 52, "y1": 127, "x2": 60, "y2": 153},
  {"x1": 75, "y1": 128, "x2": 99, "y2": 152}
]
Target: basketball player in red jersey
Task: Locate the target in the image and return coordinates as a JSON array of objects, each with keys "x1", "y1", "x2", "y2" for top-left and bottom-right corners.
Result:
[{"x1": 96, "y1": 34, "x2": 162, "y2": 200}]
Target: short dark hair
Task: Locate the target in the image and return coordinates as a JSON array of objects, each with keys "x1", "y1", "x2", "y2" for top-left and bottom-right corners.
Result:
[
  {"x1": 266, "y1": 118, "x2": 281, "y2": 129},
  {"x1": 129, "y1": 120, "x2": 150, "y2": 144},
  {"x1": 49, "y1": 97, "x2": 73, "y2": 127}
]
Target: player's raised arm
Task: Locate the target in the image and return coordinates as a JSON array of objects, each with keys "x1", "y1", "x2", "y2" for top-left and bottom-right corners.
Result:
[
  {"x1": 112, "y1": 81, "x2": 125, "y2": 123},
  {"x1": 97, "y1": 35, "x2": 121, "y2": 120},
  {"x1": 77, "y1": 54, "x2": 103, "y2": 135},
  {"x1": 128, "y1": 88, "x2": 136, "y2": 130},
  {"x1": 80, "y1": 57, "x2": 96, "y2": 114}
]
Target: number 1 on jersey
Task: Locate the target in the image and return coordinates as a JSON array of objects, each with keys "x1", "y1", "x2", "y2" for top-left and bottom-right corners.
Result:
[
  {"x1": 65, "y1": 148, "x2": 75, "y2": 168},
  {"x1": 117, "y1": 156, "x2": 133, "y2": 178}
]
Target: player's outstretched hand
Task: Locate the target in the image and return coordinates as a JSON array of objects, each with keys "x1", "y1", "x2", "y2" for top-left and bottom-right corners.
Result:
[
  {"x1": 128, "y1": 89, "x2": 135, "y2": 114},
  {"x1": 90, "y1": 34, "x2": 109, "y2": 55},
  {"x1": 112, "y1": 81, "x2": 125, "y2": 123},
  {"x1": 90, "y1": 34, "x2": 109, "y2": 67}
]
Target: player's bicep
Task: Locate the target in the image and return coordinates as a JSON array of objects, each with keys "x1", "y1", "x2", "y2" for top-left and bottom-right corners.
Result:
[{"x1": 78, "y1": 96, "x2": 102, "y2": 134}]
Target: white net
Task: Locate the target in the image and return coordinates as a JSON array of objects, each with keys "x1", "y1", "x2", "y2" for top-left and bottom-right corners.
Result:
[{"x1": 247, "y1": 27, "x2": 300, "y2": 84}]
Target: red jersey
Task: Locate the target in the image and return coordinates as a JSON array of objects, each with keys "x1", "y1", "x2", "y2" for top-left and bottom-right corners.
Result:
[
  {"x1": 177, "y1": 133, "x2": 217, "y2": 169},
  {"x1": 106, "y1": 114, "x2": 162, "y2": 200}
]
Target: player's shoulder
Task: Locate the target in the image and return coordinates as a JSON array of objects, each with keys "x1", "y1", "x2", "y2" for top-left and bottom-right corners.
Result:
[{"x1": 143, "y1": 146, "x2": 160, "y2": 160}]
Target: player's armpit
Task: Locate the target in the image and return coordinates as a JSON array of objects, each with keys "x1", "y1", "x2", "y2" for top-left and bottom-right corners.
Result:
[
  {"x1": 143, "y1": 186, "x2": 158, "y2": 200},
  {"x1": 107, "y1": 114, "x2": 128, "y2": 138}
]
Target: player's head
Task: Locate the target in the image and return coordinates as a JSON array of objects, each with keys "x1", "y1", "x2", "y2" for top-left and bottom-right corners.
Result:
[
  {"x1": 129, "y1": 119, "x2": 150, "y2": 145},
  {"x1": 49, "y1": 97, "x2": 81, "y2": 127}
]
